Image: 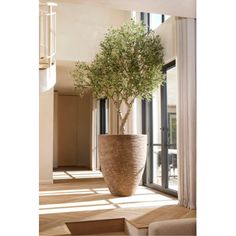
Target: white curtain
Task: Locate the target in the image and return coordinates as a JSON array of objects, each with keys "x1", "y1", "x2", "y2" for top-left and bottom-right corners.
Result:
[{"x1": 176, "y1": 17, "x2": 196, "y2": 209}]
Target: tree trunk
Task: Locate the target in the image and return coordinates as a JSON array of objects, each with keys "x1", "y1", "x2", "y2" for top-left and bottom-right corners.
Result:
[
  {"x1": 119, "y1": 99, "x2": 135, "y2": 134},
  {"x1": 113, "y1": 98, "x2": 135, "y2": 135},
  {"x1": 119, "y1": 107, "x2": 131, "y2": 134}
]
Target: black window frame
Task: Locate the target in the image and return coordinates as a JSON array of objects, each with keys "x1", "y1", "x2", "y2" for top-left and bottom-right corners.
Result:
[{"x1": 99, "y1": 98, "x2": 107, "y2": 134}]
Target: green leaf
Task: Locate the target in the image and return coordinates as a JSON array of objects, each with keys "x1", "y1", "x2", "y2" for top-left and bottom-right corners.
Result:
[{"x1": 71, "y1": 19, "x2": 164, "y2": 132}]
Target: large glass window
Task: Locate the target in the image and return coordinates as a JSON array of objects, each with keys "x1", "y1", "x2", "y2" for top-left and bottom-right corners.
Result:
[
  {"x1": 152, "y1": 86, "x2": 162, "y2": 186},
  {"x1": 140, "y1": 12, "x2": 177, "y2": 195},
  {"x1": 144, "y1": 61, "x2": 178, "y2": 195},
  {"x1": 166, "y1": 66, "x2": 178, "y2": 191}
]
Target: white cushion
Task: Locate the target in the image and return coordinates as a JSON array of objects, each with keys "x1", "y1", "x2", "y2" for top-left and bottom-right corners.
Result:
[{"x1": 148, "y1": 218, "x2": 196, "y2": 236}]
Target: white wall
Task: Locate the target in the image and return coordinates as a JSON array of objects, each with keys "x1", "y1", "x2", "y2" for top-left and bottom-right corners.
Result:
[
  {"x1": 53, "y1": 91, "x2": 58, "y2": 168},
  {"x1": 154, "y1": 16, "x2": 177, "y2": 63},
  {"x1": 39, "y1": 88, "x2": 54, "y2": 184},
  {"x1": 56, "y1": 3, "x2": 131, "y2": 62}
]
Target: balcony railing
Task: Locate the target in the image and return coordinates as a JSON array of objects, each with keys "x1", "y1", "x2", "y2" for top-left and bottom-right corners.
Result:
[{"x1": 39, "y1": 2, "x2": 57, "y2": 70}]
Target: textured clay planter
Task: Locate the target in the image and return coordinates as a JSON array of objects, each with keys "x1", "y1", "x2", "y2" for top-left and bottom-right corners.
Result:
[{"x1": 99, "y1": 134, "x2": 147, "y2": 196}]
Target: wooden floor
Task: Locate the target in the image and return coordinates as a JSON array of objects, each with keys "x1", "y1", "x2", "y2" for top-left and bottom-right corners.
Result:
[
  {"x1": 39, "y1": 178, "x2": 196, "y2": 235},
  {"x1": 53, "y1": 166, "x2": 89, "y2": 171},
  {"x1": 53, "y1": 169, "x2": 103, "y2": 182}
]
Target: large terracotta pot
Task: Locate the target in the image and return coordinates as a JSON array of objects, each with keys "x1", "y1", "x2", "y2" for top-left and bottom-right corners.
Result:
[{"x1": 99, "y1": 134, "x2": 147, "y2": 197}]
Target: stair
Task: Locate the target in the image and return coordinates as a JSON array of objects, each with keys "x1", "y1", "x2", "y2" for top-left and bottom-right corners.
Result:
[{"x1": 66, "y1": 218, "x2": 147, "y2": 236}]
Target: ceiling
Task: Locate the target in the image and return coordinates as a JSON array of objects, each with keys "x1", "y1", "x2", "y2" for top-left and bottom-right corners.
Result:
[{"x1": 54, "y1": 0, "x2": 196, "y2": 18}]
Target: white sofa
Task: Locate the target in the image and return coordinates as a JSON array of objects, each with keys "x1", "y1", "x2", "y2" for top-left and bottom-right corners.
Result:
[{"x1": 148, "y1": 218, "x2": 196, "y2": 236}]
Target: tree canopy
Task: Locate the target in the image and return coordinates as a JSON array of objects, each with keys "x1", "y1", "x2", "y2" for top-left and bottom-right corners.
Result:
[{"x1": 71, "y1": 19, "x2": 164, "y2": 134}]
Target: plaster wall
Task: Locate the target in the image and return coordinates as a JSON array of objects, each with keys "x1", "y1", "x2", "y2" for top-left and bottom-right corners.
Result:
[
  {"x1": 154, "y1": 16, "x2": 177, "y2": 63},
  {"x1": 56, "y1": 3, "x2": 131, "y2": 62},
  {"x1": 53, "y1": 91, "x2": 58, "y2": 168},
  {"x1": 39, "y1": 88, "x2": 54, "y2": 183}
]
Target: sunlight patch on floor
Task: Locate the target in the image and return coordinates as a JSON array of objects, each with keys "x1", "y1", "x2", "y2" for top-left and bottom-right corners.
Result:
[
  {"x1": 53, "y1": 170, "x2": 103, "y2": 180},
  {"x1": 40, "y1": 200, "x2": 109, "y2": 209},
  {"x1": 39, "y1": 189, "x2": 95, "y2": 196},
  {"x1": 109, "y1": 194, "x2": 174, "y2": 204},
  {"x1": 117, "y1": 200, "x2": 178, "y2": 208},
  {"x1": 39, "y1": 204, "x2": 116, "y2": 215},
  {"x1": 39, "y1": 185, "x2": 177, "y2": 215}
]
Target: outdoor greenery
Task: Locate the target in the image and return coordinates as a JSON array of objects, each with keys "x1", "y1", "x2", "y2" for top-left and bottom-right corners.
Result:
[{"x1": 71, "y1": 19, "x2": 164, "y2": 134}]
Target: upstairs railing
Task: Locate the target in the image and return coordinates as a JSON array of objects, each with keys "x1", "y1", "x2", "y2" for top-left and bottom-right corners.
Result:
[{"x1": 39, "y1": 2, "x2": 57, "y2": 70}]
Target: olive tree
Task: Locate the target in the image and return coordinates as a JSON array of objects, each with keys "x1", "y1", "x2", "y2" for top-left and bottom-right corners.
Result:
[{"x1": 71, "y1": 20, "x2": 164, "y2": 134}]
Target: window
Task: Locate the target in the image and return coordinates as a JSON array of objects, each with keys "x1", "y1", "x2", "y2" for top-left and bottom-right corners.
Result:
[
  {"x1": 140, "y1": 12, "x2": 171, "y2": 31},
  {"x1": 149, "y1": 13, "x2": 162, "y2": 30},
  {"x1": 140, "y1": 12, "x2": 177, "y2": 195},
  {"x1": 143, "y1": 60, "x2": 178, "y2": 196},
  {"x1": 164, "y1": 15, "x2": 171, "y2": 21},
  {"x1": 99, "y1": 98, "x2": 109, "y2": 134}
]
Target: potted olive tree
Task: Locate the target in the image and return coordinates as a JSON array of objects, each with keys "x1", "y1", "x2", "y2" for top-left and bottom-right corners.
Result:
[{"x1": 71, "y1": 20, "x2": 164, "y2": 196}]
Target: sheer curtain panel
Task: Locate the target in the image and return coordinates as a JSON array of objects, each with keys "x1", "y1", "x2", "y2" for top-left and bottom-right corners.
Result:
[{"x1": 176, "y1": 17, "x2": 196, "y2": 209}]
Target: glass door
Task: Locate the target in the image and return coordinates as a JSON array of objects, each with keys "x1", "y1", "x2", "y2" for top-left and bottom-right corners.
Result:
[
  {"x1": 152, "y1": 85, "x2": 162, "y2": 186},
  {"x1": 144, "y1": 60, "x2": 178, "y2": 195},
  {"x1": 166, "y1": 65, "x2": 178, "y2": 191}
]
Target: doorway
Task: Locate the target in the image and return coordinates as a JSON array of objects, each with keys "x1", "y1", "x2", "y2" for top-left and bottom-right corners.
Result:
[
  {"x1": 53, "y1": 92, "x2": 92, "y2": 172},
  {"x1": 53, "y1": 91, "x2": 108, "y2": 181}
]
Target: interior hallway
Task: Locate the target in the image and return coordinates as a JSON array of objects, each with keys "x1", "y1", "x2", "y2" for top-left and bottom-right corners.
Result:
[{"x1": 39, "y1": 178, "x2": 196, "y2": 235}]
